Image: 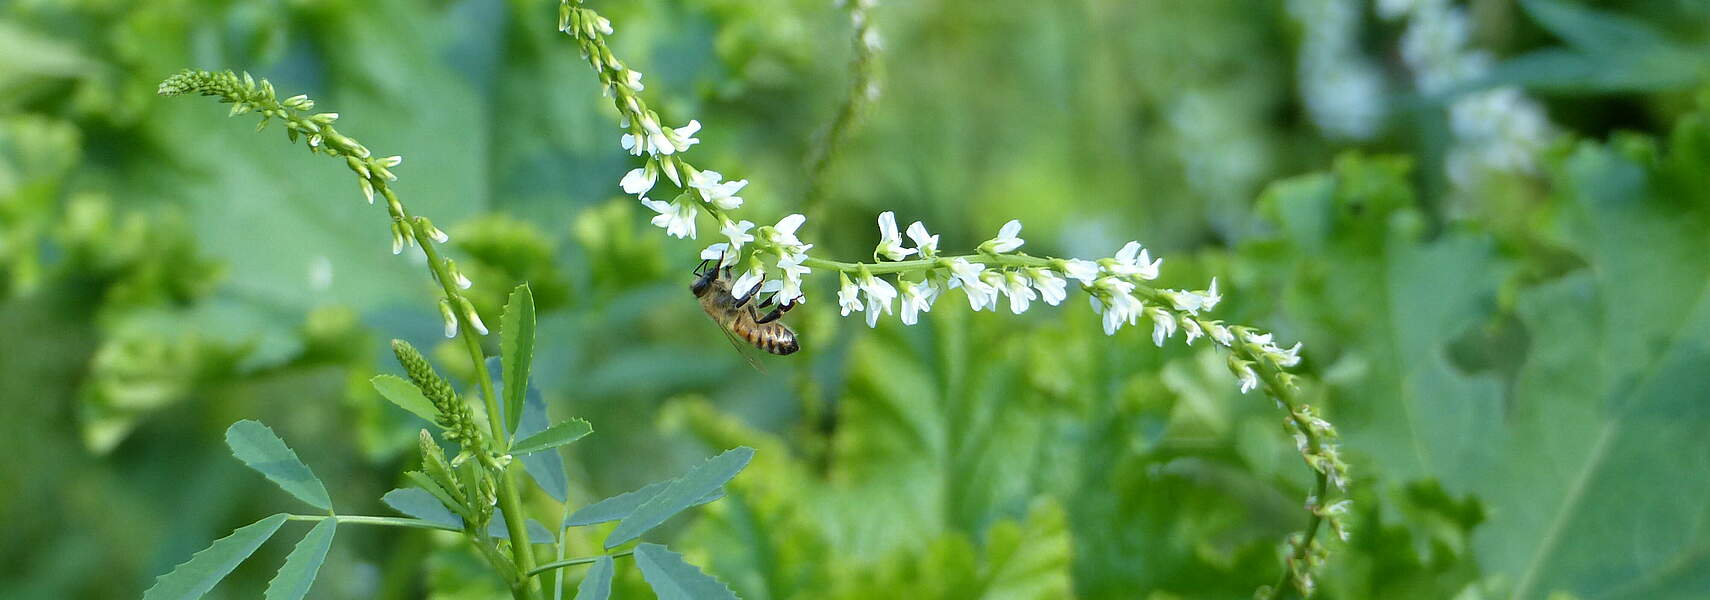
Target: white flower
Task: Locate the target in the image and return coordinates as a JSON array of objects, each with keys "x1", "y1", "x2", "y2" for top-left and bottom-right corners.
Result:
[
  {"x1": 858, "y1": 271, "x2": 897, "y2": 327},
  {"x1": 438, "y1": 299, "x2": 459, "y2": 338},
  {"x1": 1106, "y1": 242, "x2": 1161, "y2": 280},
  {"x1": 982, "y1": 219, "x2": 1025, "y2": 253},
  {"x1": 948, "y1": 259, "x2": 1000, "y2": 311},
  {"x1": 688, "y1": 169, "x2": 747, "y2": 210},
  {"x1": 700, "y1": 242, "x2": 730, "y2": 262},
  {"x1": 1232, "y1": 359, "x2": 1259, "y2": 394},
  {"x1": 1090, "y1": 278, "x2": 1142, "y2": 336},
  {"x1": 899, "y1": 279, "x2": 936, "y2": 325},
  {"x1": 773, "y1": 252, "x2": 810, "y2": 305},
  {"x1": 1002, "y1": 271, "x2": 1036, "y2": 314},
  {"x1": 720, "y1": 219, "x2": 755, "y2": 253},
  {"x1": 1241, "y1": 330, "x2": 1273, "y2": 347},
  {"x1": 670, "y1": 119, "x2": 702, "y2": 153},
  {"x1": 624, "y1": 69, "x2": 644, "y2": 91},
  {"x1": 620, "y1": 164, "x2": 657, "y2": 195},
  {"x1": 1028, "y1": 268, "x2": 1067, "y2": 306},
  {"x1": 874, "y1": 212, "x2": 916, "y2": 261},
  {"x1": 764, "y1": 214, "x2": 807, "y2": 250},
  {"x1": 1148, "y1": 307, "x2": 1177, "y2": 347},
  {"x1": 906, "y1": 221, "x2": 939, "y2": 257},
  {"x1": 593, "y1": 14, "x2": 613, "y2": 35},
  {"x1": 1180, "y1": 315, "x2": 1204, "y2": 345},
  {"x1": 1267, "y1": 342, "x2": 1304, "y2": 368},
  {"x1": 641, "y1": 197, "x2": 697, "y2": 239},
  {"x1": 1062, "y1": 259, "x2": 1099, "y2": 285},
  {"x1": 837, "y1": 272, "x2": 863, "y2": 316},
  {"x1": 1207, "y1": 321, "x2": 1236, "y2": 346},
  {"x1": 730, "y1": 256, "x2": 765, "y2": 300}
]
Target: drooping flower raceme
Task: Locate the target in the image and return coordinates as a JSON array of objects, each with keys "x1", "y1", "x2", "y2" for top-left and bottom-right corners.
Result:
[{"x1": 558, "y1": 5, "x2": 1348, "y2": 595}]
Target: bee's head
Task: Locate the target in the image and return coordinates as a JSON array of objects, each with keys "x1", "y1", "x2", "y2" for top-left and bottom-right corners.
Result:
[{"x1": 690, "y1": 268, "x2": 715, "y2": 297}]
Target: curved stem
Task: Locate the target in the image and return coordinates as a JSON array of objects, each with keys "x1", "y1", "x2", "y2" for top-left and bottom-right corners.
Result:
[
  {"x1": 284, "y1": 514, "x2": 461, "y2": 531},
  {"x1": 384, "y1": 187, "x2": 542, "y2": 600},
  {"x1": 527, "y1": 549, "x2": 637, "y2": 577}
]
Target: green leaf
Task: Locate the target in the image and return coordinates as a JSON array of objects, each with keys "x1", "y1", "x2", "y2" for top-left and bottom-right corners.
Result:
[
  {"x1": 382, "y1": 487, "x2": 463, "y2": 530},
  {"x1": 491, "y1": 356, "x2": 568, "y2": 502},
  {"x1": 510, "y1": 418, "x2": 592, "y2": 455},
  {"x1": 143, "y1": 513, "x2": 288, "y2": 600},
  {"x1": 371, "y1": 374, "x2": 438, "y2": 423},
  {"x1": 225, "y1": 420, "x2": 332, "y2": 511},
  {"x1": 501, "y1": 283, "x2": 537, "y2": 435},
  {"x1": 573, "y1": 556, "x2": 615, "y2": 600},
  {"x1": 605, "y1": 447, "x2": 753, "y2": 549},
  {"x1": 264, "y1": 518, "x2": 336, "y2": 600},
  {"x1": 567, "y1": 481, "x2": 725, "y2": 527},
  {"x1": 632, "y1": 544, "x2": 739, "y2": 600}
]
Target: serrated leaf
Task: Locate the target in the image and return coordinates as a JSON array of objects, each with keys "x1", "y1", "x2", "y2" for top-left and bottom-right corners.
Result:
[
  {"x1": 567, "y1": 481, "x2": 725, "y2": 527},
  {"x1": 573, "y1": 556, "x2": 615, "y2": 600},
  {"x1": 264, "y1": 519, "x2": 336, "y2": 600},
  {"x1": 605, "y1": 448, "x2": 752, "y2": 549},
  {"x1": 501, "y1": 284, "x2": 536, "y2": 434},
  {"x1": 487, "y1": 508, "x2": 556, "y2": 544},
  {"x1": 382, "y1": 487, "x2": 463, "y2": 530},
  {"x1": 225, "y1": 420, "x2": 332, "y2": 511},
  {"x1": 371, "y1": 374, "x2": 437, "y2": 422},
  {"x1": 143, "y1": 513, "x2": 288, "y2": 600},
  {"x1": 632, "y1": 544, "x2": 739, "y2": 600},
  {"x1": 510, "y1": 418, "x2": 592, "y2": 455}
]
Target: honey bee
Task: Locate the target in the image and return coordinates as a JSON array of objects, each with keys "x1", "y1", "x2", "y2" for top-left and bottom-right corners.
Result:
[{"x1": 691, "y1": 258, "x2": 800, "y2": 358}]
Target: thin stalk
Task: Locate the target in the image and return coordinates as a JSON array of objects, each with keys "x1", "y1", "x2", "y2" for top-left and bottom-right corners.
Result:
[
  {"x1": 527, "y1": 549, "x2": 636, "y2": 577},
  {"x1": 384, "y1": 186, "x2": 542, "y2": 600},
  {"x1": 284, "y1": 515, "x2": 460, "y2": 531},
  {"x1": 1251, "y1": 355, "x2": 1330, "y2": 600}
]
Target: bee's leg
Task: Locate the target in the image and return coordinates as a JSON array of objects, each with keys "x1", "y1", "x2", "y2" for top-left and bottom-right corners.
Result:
[
  {"x1": 694, "y1": 258, "x2": 712, "y2": 276},
  {"x1": 755, "y1": 297, "x2": 795, "y2": 324}
]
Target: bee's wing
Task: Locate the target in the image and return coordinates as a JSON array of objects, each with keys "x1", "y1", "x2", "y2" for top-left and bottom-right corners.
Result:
[{"x1": 713, "y1": 308, "x2": 768, "y2": 374}]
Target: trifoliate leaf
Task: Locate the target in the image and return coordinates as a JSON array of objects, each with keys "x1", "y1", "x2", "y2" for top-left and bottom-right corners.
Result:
[
  {"x1": 633, "y1": 544, "x2": 739, "y2": 600},
  {"x1": 573, "y1": 556, "x2": 615, "y2": 600},
  {"x1": 567, "y1": 481, "x2": 724, "y2": 527},
  {"x1": 501, "y1": 284, "x2": 537, "y2": 435},
  {"x1": 382, "y1": 487, "x2": 463, "y2": 530},
  {"x1": 142, "y1": 513, "x2": 288, "y2": 600},
  {"x1": 225, "y1": 420, "x2": 332, "y2": 511},
  {"x1": 605, "y1": 447, "x2": 752, "y2": 549},
  {"x1": 510, "y1": 418, "x2": 592, "y2": 455},
  {"x1": 371, "y1": 374, "x2": 438, "y2": 422},
  {"x1": 263, "y1": 518, "x2": 335, "y2": 600}
]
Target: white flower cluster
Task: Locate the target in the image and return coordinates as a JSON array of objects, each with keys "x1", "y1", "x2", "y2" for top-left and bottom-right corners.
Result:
[
  {"x1": 1379, "y1": 0, "x2": 1555, "y2": 188},
  {"x1": 1287, "y1": 0, "x2": 1388, "y2": 140}
]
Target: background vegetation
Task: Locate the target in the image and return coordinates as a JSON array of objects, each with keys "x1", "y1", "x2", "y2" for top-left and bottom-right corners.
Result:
[{"x1": 3, "y1": 0, "x2": 1708, "y2": 598}]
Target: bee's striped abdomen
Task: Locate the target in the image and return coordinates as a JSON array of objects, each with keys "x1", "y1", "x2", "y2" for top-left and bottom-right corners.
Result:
[{"x1": 737, "y1": 321, "x2": 799, "y2": 355}]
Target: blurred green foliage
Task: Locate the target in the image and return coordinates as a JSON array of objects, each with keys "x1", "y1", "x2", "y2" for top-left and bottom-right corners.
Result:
[{"x1": 3, "y1": 0, "x2": 1710, "y2": 598}]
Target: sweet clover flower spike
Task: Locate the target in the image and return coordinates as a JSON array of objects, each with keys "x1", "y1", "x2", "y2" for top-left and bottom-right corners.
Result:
[
  {"x1": 161, "y1": 69, "x2": 546, "y2": 589},
  {"x1": 558, "y1": 4, "x2": 1349, "y2": 594}
]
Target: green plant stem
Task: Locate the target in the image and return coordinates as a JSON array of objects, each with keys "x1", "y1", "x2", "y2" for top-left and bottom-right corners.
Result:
[
  {"x1": 799, "y1": 0, "x2": 880, "y2": 235},
  {"x1": 284, "y1": 515, "x2": 459, "y2": 531},
  {"x1": 801, "y1": 253, "x2": 1052, "y2": 274},
  {"x1": 527, "y1": 549, "x2": 637, "y2": 577},
  {"x1": 383, "y1": 186, "x2": 542, "y2": 600},
  {"x1": 1252, "y1": 356, "x2": 1330, "y2": 600}
]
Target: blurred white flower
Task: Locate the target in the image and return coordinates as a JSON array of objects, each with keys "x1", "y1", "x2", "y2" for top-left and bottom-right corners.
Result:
[
  {"x1": 1002, "y1": 271, "x2": 1036, "y2": 314},
  {"x1": 907, "y1": 221, "x2": 939, "y2": 257},
  {"x1": 689, "y1": 169, "x2": 747, "y2": 210},
  {"x1": 837, "y1": 272, "x2": 863, "y2": 316},
  {"x1": 1148, "y1": 306, "x2": 1177, "y2": 347},
  {"x1": 874, "y1": 212, "x2": 916, "y2": 261},
  {"x1": 620, "y1": 165, "x2": 657, "y2": 195},
  {"x1": 721, "y1": 219, "x2": 755, "y2": 254},
  {"x1": 899, "y1": 279, "x2": 935, "y2": 325},
  {"x1": 1062, "y1": 259, "x2": 1099, "y2": 285},
  {"x1": 641, "y1": 197, "x2": 697, "y2": 239},
  {"x1": 1028, "y1": 268, "x2": 1067, "y2": 306},
  {"x1": 1105, "y1": 242, "x2": 1161, "y2": 280},
  {"x1": 858, "y1": 271, "x2": 897, "y2": 327},
  {"x1": 982, "y1": 219, "x2": 1025, "y2": 253}
]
